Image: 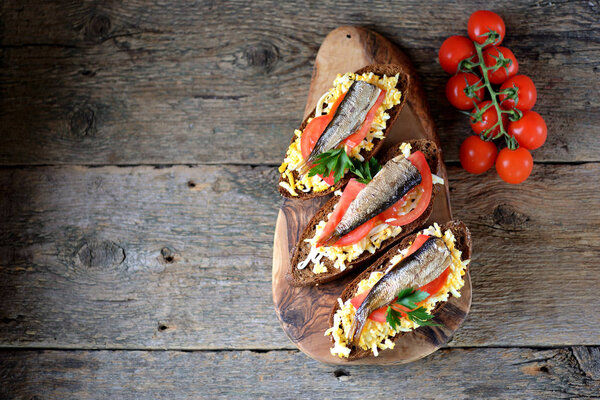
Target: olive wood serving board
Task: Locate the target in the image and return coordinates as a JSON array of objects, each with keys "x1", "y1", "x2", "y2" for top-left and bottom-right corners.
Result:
[{"x1": 272, "y1": 26, "x2": 471, "y2": 365}]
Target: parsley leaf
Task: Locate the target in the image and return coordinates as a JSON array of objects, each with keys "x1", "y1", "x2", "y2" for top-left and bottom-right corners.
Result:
[
  {"x1": 307, "y1": 148, "x2": 381, "y2": 184},
  {"x1": 386, "y1": 306, "x2": 404, "y2": 331},
  {"x1": 352, "y1": 157, "x2": 382, "y2": 184},
  {"x1": 385, "y1": 288, "x2": 443, "y2": 329}
]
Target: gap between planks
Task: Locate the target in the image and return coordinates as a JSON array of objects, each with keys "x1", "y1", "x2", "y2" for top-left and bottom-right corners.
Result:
[{"x1": 0, "y1": 160, "x2": 597, "y2": 169}]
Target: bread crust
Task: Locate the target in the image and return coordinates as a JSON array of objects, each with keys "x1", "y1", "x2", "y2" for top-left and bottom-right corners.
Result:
[
  {"x1": 328, "y1": 220, "x2": 472, "y2": 361},
  {"x1": 278, "y1": 64, "x2": 411, "y2": 199},
  {"x1": 287, "y1": 139, "x2": 441, "y2": 287}
]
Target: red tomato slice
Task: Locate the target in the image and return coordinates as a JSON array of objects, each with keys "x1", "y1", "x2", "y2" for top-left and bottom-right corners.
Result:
[
  {"x1": 350, "y1": 290, "x2": 368, "y2": 310},
  {"x1": 380, "y1": 151, "x2": 433, "y2": 226},
  {"x1": 343, "y1": 90, "x2": 386, "y2": 151},
  {"x1": 406, "y1": 234, "x2": 431, "y2": 256},
  {"x1": 316, "y1": 179, "x2": 365, "y2": 246},
  {"x1": 333, "y1": 218, "x2": 378, "y2": 247},
  {"x1": 350, "y1": 235, "x2": 434, "y2": 322},
  {"x1": 321, "y1": 171, "x2": 335, "y2": 186},
  {"x1": 300, "y1": 92, "x2": 347, "y2": 159},
  {"x1": 328, "y1": 91, "x2": 346, "y2": 116},
  {"x1": 300, "y1": 115, "x2": 331, "y2": 160},
  {"x1": 350, "y1": 290, "x2": 390, "y2": 322},
  {"x1": 300, "y1": 93, "x2": 348, "y2": 185},
  {"x1": 368, "y1": 307, "x2": 388, "y2": 322},
  {"x1": 317, "y1": 179, "x2": 380, "y2": 248},
  {"x1": 418, "y1": 267, "x2": 450, "y2": 302}
]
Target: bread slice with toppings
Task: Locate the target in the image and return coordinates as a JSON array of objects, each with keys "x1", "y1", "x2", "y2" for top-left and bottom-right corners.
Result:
[
  {"x1": 287, "y1": 139, "x2": 441, "y2": 287},
  {"x1": 327, "y1": 220, "x2": 472, "y2": 361},
  {"x1": 278, "y1": 64, "x2": 410, "y2": 199}
]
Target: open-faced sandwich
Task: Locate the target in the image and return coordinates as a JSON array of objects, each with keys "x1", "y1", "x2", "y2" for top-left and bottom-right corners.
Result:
[
  {"x1": 287, "y1": 139, "x2": 444, "y2": 286},
  {"x1": 278, "y1": 64, "x2": 409, "y2": 199},
  {"x1": 325, "y1": 220, "x2": 471, "y2": 360}
]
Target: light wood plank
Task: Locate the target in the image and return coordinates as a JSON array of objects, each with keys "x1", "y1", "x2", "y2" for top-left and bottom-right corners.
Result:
[
  {"x1": 0, "y1": 348, "x2": 599, "y2": 399},
  {"x1": 0, "y1": 0, "x2": 598, "y2": 165},
  {"x1": 0, "y1": 164, "x2": 599, "y2": 349}
]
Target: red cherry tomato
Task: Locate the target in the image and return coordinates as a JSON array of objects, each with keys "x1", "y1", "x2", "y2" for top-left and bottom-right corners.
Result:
[
  {"x1": 470, "y1": 100, "x2": 506, "y2": 136},
  {"x1": 445, "y1": 72, "x2": 485, "y2": 110},
  {"x1": 438, "y1": 36, "x2": 476, "y2": 74},
  {"x1": 499, "y1": 75, "x2": 537, "y2": 111},
  {"x1": 482, "y1": 46, "x2": 518, "y2": 84},
  {"x1": 459, "y1": 136, "x2": 498, "y2": 174},
  {"x1": 468, "y1": 10, "x2": 505, "y2": 47},
  {"x1": 496, "y1": 147, "x2": 533, "y2": 184},
  {"x1": 508, "y1": 111, "x2": 547, "y2": 150}
]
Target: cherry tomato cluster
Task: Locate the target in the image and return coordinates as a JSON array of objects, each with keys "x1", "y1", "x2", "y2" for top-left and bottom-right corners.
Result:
[{"x1": 439, "y1": 10, "x2": 547, "y2": 184}]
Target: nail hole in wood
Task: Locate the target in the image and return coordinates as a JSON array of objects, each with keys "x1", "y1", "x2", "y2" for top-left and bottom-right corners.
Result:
[
  {"x1": 539, "y1": 365, "x2": 549, "y2": 374},
  {"x1": 346, "y1": 34, "x2": 351, "y2": 39},
  {"x1": 333, "y1": 368, "x2": 350, "y2": 378},
  {"x1": 80, "y1": 69, "x2": 96, "y2": 77},
  {"x1": 158, "y1": 324, "x2": 168, "y2": 331},
  {"x1": 187, "y1": 181, "x2": 196, "y2": 188}
]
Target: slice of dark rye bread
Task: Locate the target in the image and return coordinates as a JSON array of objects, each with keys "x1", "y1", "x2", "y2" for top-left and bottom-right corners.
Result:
[
  {"x1": 328, "y1": 220, "x2": 472, "y2": 361},
  {"x1": 278, "y1": 64, "x2": 410, "y2": 199},
  {"x1": 286, "y1": 139, "x2": 441, "y2": 287}
]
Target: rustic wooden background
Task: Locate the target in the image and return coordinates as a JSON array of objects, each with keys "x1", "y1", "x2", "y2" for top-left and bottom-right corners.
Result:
[{"x1": 0, "y1": 0, "x2": 598, "y2": 398}]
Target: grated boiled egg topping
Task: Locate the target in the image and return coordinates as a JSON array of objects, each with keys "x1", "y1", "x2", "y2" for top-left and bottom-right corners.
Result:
[
  {"x1": 325, "y1": 223, "x2": 470, "y2": 358},
  {"x1": 279, "y1": 72, "x2": 403, "y2": 196}
]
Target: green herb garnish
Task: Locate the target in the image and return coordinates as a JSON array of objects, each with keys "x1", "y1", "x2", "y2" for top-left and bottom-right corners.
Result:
[
  {"x1": 385, "y1": 288, "x2": 442, "y2": 330},
  {"x1": 307, "y1": 149, "x2": 381, "y2": 184},
  {"x1": 352, "y1": 157, "x2": 382, "y2": 184}
]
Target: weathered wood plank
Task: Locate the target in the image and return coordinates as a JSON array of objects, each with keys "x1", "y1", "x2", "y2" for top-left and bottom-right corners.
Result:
[
  {"x1": 0, "y1": 0, "x2": 598, "y2": 165},
  {"x1": 0, "y1": 163, "x2": 599, "y2": 349},
  {"x1": 0, "y1": 348, "x2": 598, "y2": 399}
]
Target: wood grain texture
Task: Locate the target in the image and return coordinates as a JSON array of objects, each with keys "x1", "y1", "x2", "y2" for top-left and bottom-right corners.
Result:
[
  {"x1": 0, "y1": 163, "x2": 598, "y2": 350},
  {"x1": 0, "y1": 348, "x2": 599, "y2": 399},
  {"x1": 0, "y1": 0, "x2": 598, "y2": 165},
  {"x1": 272, "y1": 26, "x2": 463, "y2": 364}
]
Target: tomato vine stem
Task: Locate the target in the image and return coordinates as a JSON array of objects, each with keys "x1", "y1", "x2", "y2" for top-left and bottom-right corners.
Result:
[{"x1": 461, "y1": 33, "x2": 520, "y2": 150}]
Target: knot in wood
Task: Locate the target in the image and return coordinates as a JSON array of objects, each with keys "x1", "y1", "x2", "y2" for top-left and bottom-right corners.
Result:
[
  {"x1": 572, "y1": 346, "x2": 600, "y2": 380},
  {"x1": 492, "y1": 204, "x2": 530, "y2": 230},
  {"x1": 85, "y1": 14, "x2": 111, "y2": 42},
  {"x1": 70, "y1": 105, "x2": 97, "y2": 138},
  {"x1": 160, "y1": 247, "x2": 176, "y2": 264},
  {"x1": 77, "y1": 240, "x2": 125, "y2": 269},
  {"x1": 244, "y1": 42, "x2": 279, "y2": 72},
  {"x1": 280, "y1": 307, "x2": 304, "y2": 331}
]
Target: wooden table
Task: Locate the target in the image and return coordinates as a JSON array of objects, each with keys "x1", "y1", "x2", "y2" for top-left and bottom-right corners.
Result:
[{"x1": 0, "y1": 1, "x2": 598, "y2": 398}]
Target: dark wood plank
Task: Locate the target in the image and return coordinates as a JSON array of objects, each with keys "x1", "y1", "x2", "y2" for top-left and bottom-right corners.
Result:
[
  {"x1": 0, "y1": 0, "x2": 598, "y2": 165},
  {"x1": 0, "y1": 164, "x2": 599, "y2": 349},
  {"x1": 0, "y1": 348, "x2": 599, "y2": 399}
]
